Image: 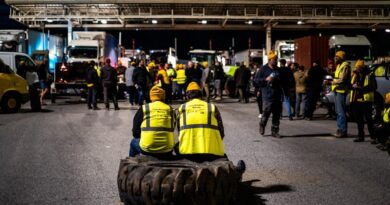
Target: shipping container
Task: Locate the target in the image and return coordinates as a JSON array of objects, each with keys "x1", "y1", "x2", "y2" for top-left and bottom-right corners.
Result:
[{"x1": 294, "y1": 35, "x2": 330, "y2": 70}]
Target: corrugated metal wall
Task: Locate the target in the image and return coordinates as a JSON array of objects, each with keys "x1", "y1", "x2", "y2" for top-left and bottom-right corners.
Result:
[{"x1": 294, "y1": 35, "x2": 330, "y2": 70}]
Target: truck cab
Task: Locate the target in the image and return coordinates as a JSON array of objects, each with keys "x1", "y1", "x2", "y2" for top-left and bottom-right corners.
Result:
[{"x1": 329, "y1": 35, "x2": 372, "y2": 66}]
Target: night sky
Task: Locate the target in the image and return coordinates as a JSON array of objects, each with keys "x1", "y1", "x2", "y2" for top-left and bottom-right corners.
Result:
[{"x1": 1, "y1": 1, "x2": 389, "y2": 59}]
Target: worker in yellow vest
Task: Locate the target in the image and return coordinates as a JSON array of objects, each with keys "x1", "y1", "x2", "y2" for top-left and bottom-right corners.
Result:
[
  {"x1": 175, "y1": 64, "x2": 187, "y2": 101},
  {"x1": 373, "y1": 93, "x2": 390, "y2": 152},
  {"x1": 331, "y1": 51, "x2": 351, "y2": 138},
  {"x1": 86, "y1": 61, "x2": 100, "y2": 110},
  {"x1": 349, "y1": 60, "x2": 377, "y2": 142},
  {"x1": 129, "y1": 85, "x2": 175, "y2": 159},
  {"x1": 176, "y1": 82, "x2": 245, "y2": 172}
]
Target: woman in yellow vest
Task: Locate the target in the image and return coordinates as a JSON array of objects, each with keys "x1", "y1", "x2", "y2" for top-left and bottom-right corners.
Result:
[
  {"x1": 129, "y1": 86, "x2": 175, "y2": 159},
  {"x1": 349, "y1": 60, "x2": 377, "y2": 142},
  {"x1": 373, "y1": 92, "x2": 390, "y2": 152}
]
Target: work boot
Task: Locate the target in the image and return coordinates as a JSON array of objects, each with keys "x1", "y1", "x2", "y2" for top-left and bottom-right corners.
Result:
[
  {"x1": 93, "y1": 107, "x2": 100, "y2": 110},
  {"x1": 272, "y1": 131, "x2": 281, "y2": 138},
  {"x1": 236, "y1": 160, "x2": 246, "y2": 174},
  {"x1": 105, "y1": 104, "x2": 109, "y2": 110},
  {"x1": 353, "y1": 138, "x2": 364, "y2": 142},
  {"x1": 115, "y1": 107, "x2": 120, "y2": 110},
  {"x1": 333, "y1": 130, "x2": 347, "y2": 138},
  {"x1": 259, "y1": 125, "x2": 265, "y2": 135}
]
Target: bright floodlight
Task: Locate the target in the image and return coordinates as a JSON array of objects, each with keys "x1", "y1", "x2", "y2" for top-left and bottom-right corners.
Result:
[
  {"x1": 101, "y1": 19, "x2": 108, "y2": 24},
  {"x1": 47, "y1": 19, "x2": 53, "y2": 23},
  {"x1": 247, "y1": 20, "x2": 253, "y2": 25},
  {"x1": 386, "y1": 29, "x2": 390, "y2": 33},
  {"x1": 297, "y1": 20, "x2": 304, "y2": 25},
  {"x1": 201, "y1": 20, "x2": 207, "y2": 24},
  {"x1": 152, "y1": 20, "x2": 158, "y2": 24}
]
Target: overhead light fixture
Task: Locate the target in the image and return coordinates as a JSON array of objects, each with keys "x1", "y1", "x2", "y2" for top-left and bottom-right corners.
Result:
[
  {"x1": 371, "y1": 28, "x2": 376, "y2": 32},
  {"x1": 386, "y1": 29, "x2": 390, "y2": 33},
  {"x1": 46, "y1": 19, "x2": 53, "y2": 23},
  {"x1": 101, "y1": 19, "x2": 107, "y2": 24},
  {"x1": 297, "y1": 20, "x2": 304, "y2": 25},
  {"x1": 201, "y1": 20, "x2": 207, "y2": 24},
  {"x1": 246, "y1": 20, "x2": 253, "y2": 25},
  {"x1": 152, "y1": 20, "x2": 158, "y2": 24},
  {"x1": 93, "y1": 19, "x2": 98, "y2": 24}
]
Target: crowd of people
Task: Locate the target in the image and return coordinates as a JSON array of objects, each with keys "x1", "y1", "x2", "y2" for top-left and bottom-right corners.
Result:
[{"x1": 80, "y1": 50, "x2": 390, "y2": 155}]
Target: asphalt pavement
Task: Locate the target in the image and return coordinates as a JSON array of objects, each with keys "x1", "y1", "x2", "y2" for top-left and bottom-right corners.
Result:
[{"x1": 0, "y1": 97, "x2": 389, "y2": 205}]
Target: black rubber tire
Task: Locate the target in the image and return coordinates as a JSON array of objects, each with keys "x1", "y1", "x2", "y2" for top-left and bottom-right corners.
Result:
[
  {"x1": 117, "y1": 156, "x2": 242, "y2": 205},
  {"x1": 1, "y1": 93, "x2": 21, "y2": 113}
]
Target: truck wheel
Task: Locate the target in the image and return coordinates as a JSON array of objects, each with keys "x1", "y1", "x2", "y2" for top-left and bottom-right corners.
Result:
[
  {"x1": 1, "y1": 93, "x2": 21, "y2": 113},
  {"x1": 117, "y1": 156, "x2": 242, "y2": 205}
]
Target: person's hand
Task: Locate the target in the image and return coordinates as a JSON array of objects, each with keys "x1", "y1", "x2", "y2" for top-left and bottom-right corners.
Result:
[
  {"x1": 135, "y1": 84, "x2": 139, "y2": 89},
  {"x1": 266, "y1": 76, "x2": 273, "y2": 82}
]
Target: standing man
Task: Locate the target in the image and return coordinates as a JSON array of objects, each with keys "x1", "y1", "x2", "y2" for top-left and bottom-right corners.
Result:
[
  {"x1": 86, "y1": 61, "x2": 100, "y2": 110},
  {"x1": 157, "y1": 63, "x2": 172, "y2": 103},
  {"x1": 100, "y1": 58, "x2": 119, "y2": 110},
  {"x1": 279, "y1": 59, "x2": 295, "y2": 120},
  {"x1": 201, "y1": 62, "x2": 211, "y2": 103},
  {"x1": 125, "y1": 61, "x2": 138, "y2": 106},
  {"x1": 129, "y1": 86, "x2": 175, "y2": 158},
  {"x1": 252, "y1": 63, "x2": 263, "y2": 118},
  {"x1": 304, "y1": 60, "x2": 327, "y2": 120},
  {"x1": 213, "y1": 61, "x2": 225, "y2": 101},
  {"x1": 258, "y1": 51, "x2": 283, "y2": 138},
  {"x1": 294, "y1": 65, "x2": 307, "y2": 118},
  {"x1": 350, "y1": 60, "x2": 376, "y2": 142},
  {"x1": 332, "y1": 51, "x2": 351, "y2": 138},
  {"x1": 133, "y1": 60, "x2": 151, "y2": 106},
  {"x1": 234, "y1": 64, "x2": 251, "y2": 103}
]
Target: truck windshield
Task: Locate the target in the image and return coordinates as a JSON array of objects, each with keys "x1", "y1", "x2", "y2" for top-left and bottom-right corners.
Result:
[
  {"x1": 332, "y1": 45, "x2": 371, "y2": 60},
  {"x1": 190, "y1": 53, "x2": 215, "y2": 63},
  {"x1": 279, "y1": 45, "x2": 294, "y2": 59},
  {"x1": 68, "y1": 46, "x2": 97, "y2": 59}
]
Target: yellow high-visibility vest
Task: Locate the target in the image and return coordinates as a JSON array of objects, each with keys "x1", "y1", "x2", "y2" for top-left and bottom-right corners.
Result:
[
  {"x1": 140, "y1": 101, "x2": 175, "y2": 153},
  {"x1": 349, "y1": 73, "x2": 374, "y2": 102},
  {"x1": 332, "y1": 62, "x2": 349, "y2": 93},
  {"x1": 178, "y1": 99, "x2": 224, "y2": 156},
  {"x1": 384, "y1": 107, "x2": 390, "y2": 124},
  {"x1": 94, "y1": 65, "x2": 101, "y2": 77},
  {"x1": 157, "y1": 69, "x2": 170, "y2": 84},
  {"x1": 176, "y1": 69, "x2": 186, "y2": 85}
]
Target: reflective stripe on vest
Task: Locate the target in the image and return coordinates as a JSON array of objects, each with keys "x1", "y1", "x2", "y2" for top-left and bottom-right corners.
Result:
[
  {"x1": 140, "y1": 101, "x2": 175, "y2": 153},
  {"x1": 176, "y1": 69, "x2": 186, "y2": 85},
  {"x1": 178, "y1": 99, "x2": 224, "y2": 156},
  {"x1": 87, "y1": 83, "x2": 94, "y2": 87},
  {"x1": 384, "y1": 107, "x2": 390, "y2": 124},
  {"x1": 94, "y1": 65, "x2": 101, "y2": 77},
  {"x1": 349, "y1": 73, "x2": 374, "y2": 102},
  {"x1": 332, "y1": 62, "x2": 349, "y2": 93}
]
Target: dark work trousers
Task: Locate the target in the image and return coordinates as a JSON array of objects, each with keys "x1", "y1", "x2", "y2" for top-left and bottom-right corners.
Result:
[
  {"x1": 137, "y1": 85, "x2": 150, "y2": 106},
  {"x1": 238, "y1": 85, "x2": 249, "y2": 103},
  {"x1": 87, "y1": 86, "x2": 98, "y2": 108},
  {"x1": 176, "y1": 83, "x2": 186, "y2": 101},
  {"x1": 255, "y1": 87, "x2": 263, "y2": 114},
  {"x1": 126, "y1": 85, "x2": 138, "y2": 105},
  {"x1": 162, "y1": 83, "x2": 172, "y2": 103},
  {"x1": 351, "y1": 102, "x2": 374, "y2": 139},
  {"x1": 373, "y1": 124, "x2": 390, "y2": 145},
  {"x1": 103, "y1": 84, "x2": 119, "y2": 109},
  {"x1": 29, "y1": 83, "x2": 41, "y2": 112},
  {"x1": 260, "y1": 100, "x2": 282, "y2": 133},
  {"x1": 304, "y1": 89, "x2": 321, "y2": 118}
]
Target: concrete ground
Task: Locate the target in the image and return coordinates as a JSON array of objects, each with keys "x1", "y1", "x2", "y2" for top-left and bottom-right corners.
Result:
[{"x1": 0, "y1": 97, "x2": 389, "y2": 205}]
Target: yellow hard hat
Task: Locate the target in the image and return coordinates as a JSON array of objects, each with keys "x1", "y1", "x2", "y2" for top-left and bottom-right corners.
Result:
[
  {"x1": 148, "y1": 62, "x2": 156, "y2": 68},
  {"x1": 354, "y1": 60, "x2": 365, "y2": 69},
  {"x1": 186, "y1": 82, "x2": 201, "y2": 92},
  {"x1": 268, "y1": 50, "x2": 277, "y2": 60},
  {"x1": 385, "y1": 92, "x2": 390, "y2": 105},
  {"x1": 149, "y1": 85, "x2": 165, "y2": 101},
  {"x1": 335, "y1": 51, "x2": 346, "y2": 59},
  {"x1": 202, "y1": 61, "x2": 208, "y2": 68}
]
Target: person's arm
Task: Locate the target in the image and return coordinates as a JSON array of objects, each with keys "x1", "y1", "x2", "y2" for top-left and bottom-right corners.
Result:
[
  {"x1": 258, "y1": 69, "x2": 268, "y2": 88},
  {"x1": 132, "y1": 108, "x2": 143, "y2": 139},
  {"x1": 362, "y1": 73, "x2": 377, "y2": 93},
  {"x1": 214, "y1": 106, "x2": 225, "y2": 139},
  {"x1": 332, "y1": 66, "x2": 350, "y2": 85}
]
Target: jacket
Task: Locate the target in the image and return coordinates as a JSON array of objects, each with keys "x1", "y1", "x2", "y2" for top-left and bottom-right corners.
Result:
[
  {"x1": 125, "y1": 65, "x2": 135, "y2": 86},
  {"x1": 133, "y1": 66, "x2": 150, "y2": 87},
  {"x1": 332, "y1": 61, "x2": 351, "y2": 93},
  {"x1": 86, "y1": 66, "x2": 99, "y2": 87},
  {"x1": 100, "y1": 65, "x2": 118, "y2": 87},
  {"x1": 306, "y1": 65, "x2": 327, "y2": 91},
  {"x1": 294, "y1": 70, "x2": 307, "y2": 94},
  {"x1": 258, "y1": 64, "x2": 282, "y2": 101},
  {"x1": 234, "y1": 65, "x2": 251, "y2": 88}
]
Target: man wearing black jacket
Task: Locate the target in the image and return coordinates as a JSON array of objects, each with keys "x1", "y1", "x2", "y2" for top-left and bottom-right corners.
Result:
[
  {"x1": 86, "y1": 61, "x2": 100, "y2": 110},
  {"x1": 258, "y1": 51, "x2": 283, "y2": 138},
  {"x1": 304, "y1": 60, "x2": 327, "y2": 120},
  {"x1": 133, "y1": 60, "x2": 152, "y2": 106},
  {"x1": 100, "y1": 58, "x2": 119, "y2": 110}
]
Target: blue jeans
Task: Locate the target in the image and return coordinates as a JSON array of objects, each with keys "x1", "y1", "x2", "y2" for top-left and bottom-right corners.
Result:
[
  {"x1": 335, "y1": 92, "x2": 347, "y2": 134},
  {"x1": 129, "y1": 138, "x2": 141, "y2": 157},
  {"x1": 282, "y1": 95, "x2": 293, "y2": 117},
  {"x1": 295, "y1": 93, "x2": 307, "y2": 117}
]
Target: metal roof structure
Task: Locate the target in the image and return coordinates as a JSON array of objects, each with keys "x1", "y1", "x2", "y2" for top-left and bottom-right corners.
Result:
[{"x1": 5, "y1": 0, "x2": 390, "y2": 30}]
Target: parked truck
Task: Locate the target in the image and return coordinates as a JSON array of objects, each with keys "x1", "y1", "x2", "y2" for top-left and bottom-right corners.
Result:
[
  {"x1": 274, "y1": 40, "x2": 295, "y2": 66},
  {"x1": 53, "y1": 31, "x2": 118, "y2": 101},
  {"x1": 234, "y1": 49, "x2": 264, "y2": 67},
  {"x1": 0, "y1": 29, "x2": 64, "y2": 73}
]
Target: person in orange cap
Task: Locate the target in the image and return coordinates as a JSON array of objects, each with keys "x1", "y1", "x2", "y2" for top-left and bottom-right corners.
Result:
[
  {"x1": 332, "y1": 50, "x2": 351, "y2": 138},
  {"x1": 349, "y1": 59, "x2": 377, "y2": 142},
  {"x1": 129, "y1": 85, "x2": 175, "y2": 158},
  {"x1": 258, "y1": 50, "x2": 283, "y2": 138}
]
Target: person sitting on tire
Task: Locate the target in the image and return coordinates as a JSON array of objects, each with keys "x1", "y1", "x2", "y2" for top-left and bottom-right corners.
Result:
[
  {"x1": 176, "y1": 82, "x2": 245, "y2": 169},
  {"x1": 129, "y1": 85, "x2": 175, "y2": 159},
  {"x1": 372, "y1": 92, "x2": 390, "y2": 152}
]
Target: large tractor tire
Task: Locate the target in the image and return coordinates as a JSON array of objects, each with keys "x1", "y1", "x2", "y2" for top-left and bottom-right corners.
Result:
[{"x1": 117, "y1": 156, "x2": 242, "y2": 205}]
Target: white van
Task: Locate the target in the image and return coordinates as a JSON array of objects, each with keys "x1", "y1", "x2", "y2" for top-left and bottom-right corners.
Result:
[{"x1": 0, "y1": 52, "x2": 36, "y2": 77}]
